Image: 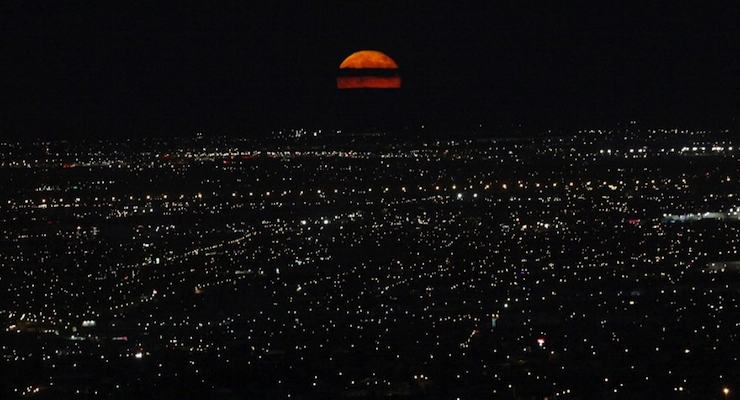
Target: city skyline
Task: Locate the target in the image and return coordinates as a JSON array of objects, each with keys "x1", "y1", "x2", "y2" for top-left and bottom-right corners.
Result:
[{"x1": 2, "y1": 128, "x2": 740, "y2": 398}]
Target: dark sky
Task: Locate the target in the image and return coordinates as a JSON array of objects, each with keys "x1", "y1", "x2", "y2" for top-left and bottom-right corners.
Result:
[{"x1": 3, "y1": 2, "x2": 740, "y2": 138}]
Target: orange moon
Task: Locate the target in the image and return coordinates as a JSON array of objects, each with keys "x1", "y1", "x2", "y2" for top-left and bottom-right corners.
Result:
[{"x1": 337, "y1": 50, "x2": 401, "y2": 89}]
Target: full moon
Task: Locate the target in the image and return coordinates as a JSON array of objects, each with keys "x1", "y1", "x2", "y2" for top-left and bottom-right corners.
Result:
[{"x1": 337, "y1": 50, "x2": 401, "y2": 89}]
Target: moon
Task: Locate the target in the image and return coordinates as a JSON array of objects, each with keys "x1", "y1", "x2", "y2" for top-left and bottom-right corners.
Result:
[{"x1": 337, "y1": 50, "x2": 401, "y2": 89}]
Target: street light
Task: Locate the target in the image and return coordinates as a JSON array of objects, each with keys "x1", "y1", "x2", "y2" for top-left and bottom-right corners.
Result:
[{"x1": 724, "y1": 387, "x2": 730, "y2": 400}]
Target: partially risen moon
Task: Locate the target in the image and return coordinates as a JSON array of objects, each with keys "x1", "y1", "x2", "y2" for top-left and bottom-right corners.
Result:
[{"x1": 337, "y1": 50, "x2": 401, "y2": 89}]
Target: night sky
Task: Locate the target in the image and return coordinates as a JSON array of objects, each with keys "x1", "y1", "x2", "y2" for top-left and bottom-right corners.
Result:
[{"x1": 3, "y1": 3, "x2": 740, "y2": 138}]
